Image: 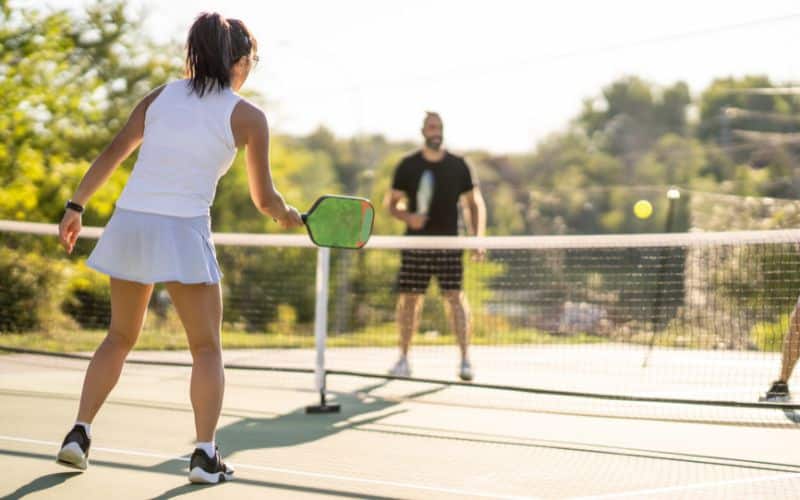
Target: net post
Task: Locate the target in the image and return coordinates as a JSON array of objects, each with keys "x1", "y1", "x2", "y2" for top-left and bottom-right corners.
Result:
[{"x1": 306, "y1": 246, "x2": 340, "y2": 414}]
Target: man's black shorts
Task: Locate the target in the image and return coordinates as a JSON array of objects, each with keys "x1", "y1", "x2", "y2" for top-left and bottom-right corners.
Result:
[{"x1": 397, "y1": 249, "x2": 463, "y2": 294}]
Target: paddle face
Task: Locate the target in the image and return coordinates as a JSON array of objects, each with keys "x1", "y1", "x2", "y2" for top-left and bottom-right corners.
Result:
[{"x1": 303, "y1": 195, "x2": 374, "y2": 249}]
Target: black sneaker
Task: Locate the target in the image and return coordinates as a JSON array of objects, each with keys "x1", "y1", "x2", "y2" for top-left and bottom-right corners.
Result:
[
  {"x1": 764, "y1": 381, "x2": 790, "y2": 402},
  {"x1": 56, "y1": 425, "x2": 91, "y2": 470},
  {"x1": 188, "y1": 446, "x2": 234, "y2": 484}
]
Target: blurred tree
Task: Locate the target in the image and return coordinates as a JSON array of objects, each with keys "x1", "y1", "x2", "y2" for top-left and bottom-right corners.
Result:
[
  {"x1": 655, "y1": 81, "x2": 691, "y2": 137},
  {"x1": 0, "y1": 1, "x2": 181, "y2": 224},
  {"x1": 698, "y1": 76, "x2": 785, "y2": 141},
  {"x1": 211, "y1": 137, "x2": 339, "y2": 233},
  {"x1": 579, "y1": 77, "x2": 692, "y2": 176},
  {"x1": 634, "y1": 134, "x2": 707, "y2": 187},
  {"x1": 5, "y1": 0, "x2": 800, "y2": 341},
  {"x1": 300, "y1": 126, "x2": 413, "y2": 198}
]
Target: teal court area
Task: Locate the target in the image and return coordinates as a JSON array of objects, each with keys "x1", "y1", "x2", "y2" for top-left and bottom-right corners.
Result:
[{"x1": 2, "y1": 348, "x2": 800, "y2": 499}]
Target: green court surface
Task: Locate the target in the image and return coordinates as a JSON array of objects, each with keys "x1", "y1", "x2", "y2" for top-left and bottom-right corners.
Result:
[{"x1": 2, "y1": 349, "x2": 800, "y2": 499}]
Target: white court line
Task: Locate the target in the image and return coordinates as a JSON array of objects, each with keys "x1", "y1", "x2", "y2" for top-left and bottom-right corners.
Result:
[
  {"x1": 574, "y1": 471, "x2": 800, "y2": 499},
  {"x1": 0, "y1": 435, "x2": 534, "y2": 500}
]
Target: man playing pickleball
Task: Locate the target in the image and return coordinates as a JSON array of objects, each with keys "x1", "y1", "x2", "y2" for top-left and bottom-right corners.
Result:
[{"x1": 386, "y1": 112, "x2": 486, "y2": 381}]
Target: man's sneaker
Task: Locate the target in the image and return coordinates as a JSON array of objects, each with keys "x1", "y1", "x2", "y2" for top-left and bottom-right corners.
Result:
[
  {"x1": 459, "y1": 359, "x2": 474, "y2": 382},
  {"x1": 763, "y1": 380, "x2": 790, "y2": 402},
  {"x1": 188, "y1": 446, "x2": 234, "y2": 484},
  {"x1": 56, "y1": 425, "x2": 91, "y2": 470},
  {"x1": 388, "y1": 357, "x2": 411, "y2": 377}
]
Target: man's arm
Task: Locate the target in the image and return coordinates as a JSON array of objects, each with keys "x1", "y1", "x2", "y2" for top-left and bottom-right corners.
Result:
[
  {"x1": 386, "y1": 189, "x2": 427, "y2": 231},
  {"x1": 460, "y1": 187, "x2": 486, "y2": 237}
]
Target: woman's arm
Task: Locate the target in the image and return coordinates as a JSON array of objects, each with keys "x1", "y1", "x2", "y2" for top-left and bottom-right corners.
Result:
[
  {"x1": 71, "y1": 87, "x2": 163, "y2": 206},
  {"x1": 231, "y1": 99, "x2": 302, "y2": 229},
  {"x1": 59, "y1": 86, "x2": 163, "y2": 253}
]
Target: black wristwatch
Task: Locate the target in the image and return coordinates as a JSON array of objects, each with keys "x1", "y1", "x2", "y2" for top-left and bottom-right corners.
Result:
[{"x1": 65, "y1": 200, "x2": 84, "y2": 213}]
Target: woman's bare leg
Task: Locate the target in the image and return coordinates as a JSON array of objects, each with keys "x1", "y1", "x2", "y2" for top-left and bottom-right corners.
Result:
[
  {"x1": 76, "y1": 278, "x2": 153, "y2": 423},
  {"x1": 165, "y1": 282, "x2": 224, "y2": 442}
]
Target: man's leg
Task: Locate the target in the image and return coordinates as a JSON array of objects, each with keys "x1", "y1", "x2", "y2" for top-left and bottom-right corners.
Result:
[
  {"x1": 397, "y1": 293, "x2": 424, "y2": 357},
  {"x1": 391, "y1": 249, "x2": 431, "y2": 376},
  {"x1": 764, "y1": 303, "x2": 800, "y2": 400},
  {"x1": 779, "y1": 305, "x2": 800, "y2": 383},
  {"x1": 444, "y1": 290, "x2": 471, "y2": 361},
  {"x1": 438, "y1": 249, "x2": 472, "y2": 380}
]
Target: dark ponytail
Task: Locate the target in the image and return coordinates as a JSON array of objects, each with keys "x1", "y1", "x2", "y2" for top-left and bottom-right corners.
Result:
[{"x1": 185, "y1": 13, "x2": 257, "y2": 96}]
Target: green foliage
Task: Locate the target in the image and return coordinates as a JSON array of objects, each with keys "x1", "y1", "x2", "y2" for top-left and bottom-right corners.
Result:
[
  {"x1": 486, "y1": 184, "x2": 526, "y2": 235},
  {"x1": 268, "y1": 303, "x2": 299, "y2": 334},
  {"x1": 579, "y1": 77, "x2": 692, "y2": 163},
  {"x1": 217, "y1": 246, "x2": 317, "y2": 332},
  {"x1": 0, "y1": 248, "x2": 65, "y2": 332},
  {"x1": 464, "y1": 256, "x2": 507, "y2": 337},
  {"x1": 327, "y1": 247, "x2": 399, "y2": 335},
  {"x1": 0, "y1": 1, "x2": 181, "y2": 224},
  {"x1": 698, "y1": 76, "x2": 798, "y2": 140},
  {"x1": 62, "y1": 261, "x2": 111, "y2": 329},
  {"x1": 751, "y1": 313, "x2": 789, "y2": 352},
  {"x1": 211, "y1": 137, "x2": 341, "y2": 233},
  {"x1": 709, "y1": 243, "x2": 800, "y2": 312},
  {"x1": 3, "y1": 0, "x2": 800, "y2": 354}
]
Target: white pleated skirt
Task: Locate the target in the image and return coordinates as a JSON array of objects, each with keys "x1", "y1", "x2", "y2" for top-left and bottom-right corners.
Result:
[{"x1": 87, "y1": 208, "x2": 222, "y2": 285}]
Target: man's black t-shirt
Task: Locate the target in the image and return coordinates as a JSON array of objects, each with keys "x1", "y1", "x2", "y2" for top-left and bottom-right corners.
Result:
[{"x1": 391, "y1": 151, "x2": 476, "y2": 236}]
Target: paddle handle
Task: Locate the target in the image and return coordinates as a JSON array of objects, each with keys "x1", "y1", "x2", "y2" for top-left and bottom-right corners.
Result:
[
  {"x1": 273, "y1": 212, "x2": 309, "y2": 224},
  {"x1": 277, "y1": 213, "x2": 307, "y2": 223}
]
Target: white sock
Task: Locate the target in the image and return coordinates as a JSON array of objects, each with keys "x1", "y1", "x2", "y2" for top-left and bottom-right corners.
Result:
[
  {"x1": 75, "y1": 421, "x2": 92, "y2": 439},
  {"x1": 196, "y1": 441, "x2": 216, "y2": 459}
]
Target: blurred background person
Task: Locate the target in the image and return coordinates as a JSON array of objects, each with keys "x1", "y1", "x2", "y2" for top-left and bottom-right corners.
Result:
[{"x1": 385, "y1": 112, "x2": 486, "y2": 381}]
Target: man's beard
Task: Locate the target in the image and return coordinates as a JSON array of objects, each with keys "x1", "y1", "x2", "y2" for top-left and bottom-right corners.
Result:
[{"x1": 425, "y1": 136, "x2": 442, "y2": 150}]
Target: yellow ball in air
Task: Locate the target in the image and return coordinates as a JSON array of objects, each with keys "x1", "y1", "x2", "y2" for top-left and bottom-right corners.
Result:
[{"x1": 633, "y1": 200, "x2": 653, "y2": 219}]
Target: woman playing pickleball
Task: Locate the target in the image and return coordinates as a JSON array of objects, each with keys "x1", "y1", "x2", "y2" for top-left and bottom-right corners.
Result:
[{"x1": 56, "y1": 12, "x2": 303, "y2": 483}]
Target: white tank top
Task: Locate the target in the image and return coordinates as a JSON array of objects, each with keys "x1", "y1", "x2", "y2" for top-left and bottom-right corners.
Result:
[{"x1": 116, "y1": 79, "x2": 241, "y2": 217}]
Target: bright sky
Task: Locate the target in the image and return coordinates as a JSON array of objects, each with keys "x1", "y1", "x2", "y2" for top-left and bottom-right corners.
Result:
[{"x1": 24, "y1": 0, "x2": 800, "y2": 153}]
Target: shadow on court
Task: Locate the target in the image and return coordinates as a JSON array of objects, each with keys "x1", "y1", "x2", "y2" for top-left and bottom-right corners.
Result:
[
  {"x1": 1, "y1": 380, "x2": 429, "y2": 499},
  {"x1": 214, "y1": 380, "x2": 405, "y2": 451},
  {"x1": 1, "y1": 470, "x2": 82, "y2": 499},
  {"x1": 4, "y1": 365, "x2": 800, "y2": 498},
  {"x1": 0, "y1": 448, "x2": 396, "y2": 499},
  {"x1": 148, "y1": 380, "x2": 450, "y2": 497}
]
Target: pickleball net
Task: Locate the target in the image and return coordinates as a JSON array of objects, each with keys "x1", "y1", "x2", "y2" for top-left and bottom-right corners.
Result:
[{"x1": 2, "y1": 219, "x2": 800, "y2": 410}]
